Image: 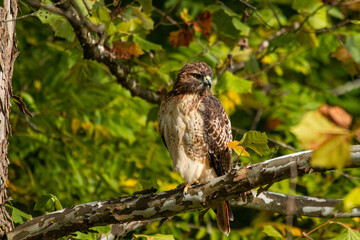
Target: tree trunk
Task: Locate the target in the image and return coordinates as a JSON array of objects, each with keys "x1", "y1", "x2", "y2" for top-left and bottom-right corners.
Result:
[{"x1": 0, "y1": 0, "x2": 18, "y2": 237}]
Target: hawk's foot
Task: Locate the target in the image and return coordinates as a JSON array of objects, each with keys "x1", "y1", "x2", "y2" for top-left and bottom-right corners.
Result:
[{"x1": 183, "y1": 181, "x2": 200, "y2": 195}]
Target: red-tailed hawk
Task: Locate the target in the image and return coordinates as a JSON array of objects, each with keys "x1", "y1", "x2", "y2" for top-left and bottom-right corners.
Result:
[{"x1": 158, "y1": 61, "x2": 233, "y2": 235}]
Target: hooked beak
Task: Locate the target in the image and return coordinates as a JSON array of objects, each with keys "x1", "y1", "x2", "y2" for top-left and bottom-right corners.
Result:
[{"x1": 204, "y1": 75, "x2": 212, "y2": 88}]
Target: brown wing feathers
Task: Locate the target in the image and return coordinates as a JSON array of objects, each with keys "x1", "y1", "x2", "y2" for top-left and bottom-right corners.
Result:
[
  {"x1": 199, "y1": 95, "x2": 233, "y2": 236},
  {"x1": 199, "y1": 95, "x2": 232, "y2": 177}
]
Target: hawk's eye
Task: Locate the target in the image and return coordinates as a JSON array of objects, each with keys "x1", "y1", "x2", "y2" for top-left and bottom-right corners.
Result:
[{"x1": 192, "y1": 73, "x2": 202, "y2": 79}]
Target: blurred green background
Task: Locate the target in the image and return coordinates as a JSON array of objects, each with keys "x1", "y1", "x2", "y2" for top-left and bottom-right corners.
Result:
[{"x1": 8, "y1": 0, "x2": 360, "y2": 239}]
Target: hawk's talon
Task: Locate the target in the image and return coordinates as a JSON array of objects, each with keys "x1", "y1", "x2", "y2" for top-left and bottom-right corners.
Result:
[
  {"x1": 183, "y1": 183, "x2": 191, "y2": 195},
  {"x1": 182, "y1": 181, "x2": 200, "y2": 195}
]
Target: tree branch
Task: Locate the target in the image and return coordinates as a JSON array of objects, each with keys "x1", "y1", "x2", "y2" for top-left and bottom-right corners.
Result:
[
  {"x1": 7, "y1": 146, "x2": 360, "y2": 240},
  {"x1": 23, "y1": 0, "x2": 162, "y2": 105},
  {"x1": 234, "y1": 191, "x2": 360, "y2": 218},
  {"x1": 103, "y1": 189, "x2": 360, "y2": 240}
]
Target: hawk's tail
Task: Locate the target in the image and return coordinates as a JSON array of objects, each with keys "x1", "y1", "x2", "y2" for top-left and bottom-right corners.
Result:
[{"x1": 214, "y1": 201, "x2": 232, "y2": 236}]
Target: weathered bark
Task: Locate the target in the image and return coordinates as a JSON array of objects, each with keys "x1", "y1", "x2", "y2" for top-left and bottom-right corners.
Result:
[
  {"x1": 0, "y1": 0, "x2": 18, "y2": 237},
  {"x1": 105, "y1": 190, "x2": 360, "y2": 240},
  {"x1": 7, "y1": 146, "x2": 360, "y2": 240}
]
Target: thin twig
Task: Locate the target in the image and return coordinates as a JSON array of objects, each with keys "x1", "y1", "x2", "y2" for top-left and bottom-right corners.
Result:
[
  {"x1": 153, "y1": 6, "x2": 182, "y2": 28},
  {"x1": 238, "y1": 0, "x2": 274, "y2": 28},
  {"x1": 0, "y1": 11, "x2": 37, "y2": 22},
  {"x1": 295, "y1": 4, "x2": 326, "y2": 33},
  {"x1": 332, "y1": 170, "x2": 360, "y2": 180},
  {"x1": 300, "y1": 20, "x2": 350, "y2": 34},
  {"x1": 154, "y1": 1, "x2": 180, "y2": 29},
  {"x1": 81, "y1": 0, "x2": 92, "y2": 16},
  {"x1": 250, "y1": 106, "x2": 263, "y2": 130},
  {"x1": 268, "y1": 0, "x2": 282, "y2": 27}
]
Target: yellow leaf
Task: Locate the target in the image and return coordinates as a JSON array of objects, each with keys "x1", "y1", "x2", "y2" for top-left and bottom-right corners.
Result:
[
  {"x1": 218, "y1": 90, "x2": 242, "y2": 115},
  {"x1": 291, "y1": 111, "x2": 348, "y2": 149},
  {"x1": 274, "y1": 65, "x2": 283, "y2": 76},
  {"x1": 258, "y1": 222, "x2": 302, "y2": 237},
  {"x1": 291, "y1": 110, "x2": 350, "y2": 169},
  {"x1": 311, "y1": 134, "x2": 350, "y2": 169},
  {"x1": 34, "y1": 80, "x2": 42, "y2": 90},
  {"x1": 81, "y1": 121, "x2": 92, "y2": 130},
  {"x1": 162, "y1": 183, "x2": 178, "y2": 191},
  {"x1": 71, "y1": 118, "x2": 81, "y2": 135},
  {"x1": 180, "y1": 8, "x2": 193, "y2": 23},
  {"x1": 344, "y1": 187, "x2": 360, "y2": 210},
  {"x1": 123, "y1": 179, "x2": 138, "y2": 187},
  {"x1": 228, "y1": 140, "x2": 250, "y2": 157}
]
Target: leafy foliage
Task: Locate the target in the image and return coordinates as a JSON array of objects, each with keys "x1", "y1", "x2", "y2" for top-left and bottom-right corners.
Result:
[{"x1": 9, "y1": 0, "x2": 360, "y2": 239}]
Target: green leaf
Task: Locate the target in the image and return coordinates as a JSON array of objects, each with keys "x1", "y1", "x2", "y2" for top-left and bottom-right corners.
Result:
[
  {"x1": 134, "y1": 36, "x2": 162, "y2": 51},
  {"x1": 331, "y1": 228, "x2": 360, "y2": 240},
  {"x1": 6, "y1": 204, "x2": 32, "y2": 224},
  {"x1": 239, "y1": 131, "x2": 269, "y2": 156},
  {"x1": 345, "y1": 35, "x2": 360, "y2": 64},
  {"x1": 263, "y1": 225, "x2": 284, "y2": 238},
  {"x1": 343, "y1": 187, "x2": 360, "y2": 210},
  {"x1": 137, "y1": 0, "x2": 152, "y2": 14},
  {"x1": 351, "y1": 20, "x2": 360, "y2": 24},
  {"x1": 308, "y1": 7, "x2": 329, "y2": 29},
  {"x1": 73, "y1": 225, "x2": 111, "y2": 239},
  {"x1": 327, "y1": 6, "x2": 344, "y2": 20},
  {"x1": 73, "y1": 0, "x2": 95, "y2": 16},
  {"x1": 146, "y1": 106, "x2": 159, "y2": 123},
  {"x1": 211, "y1": 9, "x2": 240, "y2": 44},
  {"x1": 195, "y1": 228, "x2": 207, "y2": 239},
  {"x1": 232, "y1": 18, "x2": 250, "y2": 36},
  {"x1": 292, "y1": 0, "x2": 323, "y2": 13},
  {"x1": 34, "y1": 194, "x2": 63, "y2": 213},
  {"x1": 216, "y1": 71, "x2": 252, "y2": 94},
  {"x1": 133, "y1": 234, "x2": 175, "y2": 240},
  {"x1": 132, "y1": 7, "x2": 154, "y2": 30},
  {"x1": 35, "y1": 10, "x2": 75, "y2": 42}
]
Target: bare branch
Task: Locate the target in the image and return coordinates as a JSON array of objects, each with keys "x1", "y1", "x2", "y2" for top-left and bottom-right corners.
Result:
[
  {"x1": 330, "y1": 79, "x2": 360, "y2": 96},
  {"x1": 7, "y1": 146, "x2": 360, "y2": 240},
  {"x1": 232, "y1": 191, "x2": 360, "y2": 219}
]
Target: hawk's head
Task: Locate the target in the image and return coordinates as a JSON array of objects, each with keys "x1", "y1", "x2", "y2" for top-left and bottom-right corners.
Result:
[{"x1": 172, "y1": 61, "x2": 213, "y2": 95}]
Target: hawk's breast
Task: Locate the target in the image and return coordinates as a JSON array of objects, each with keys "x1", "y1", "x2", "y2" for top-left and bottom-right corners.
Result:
[{"x1": 159, "y1": 94, "x2": 217, "y2": 184}]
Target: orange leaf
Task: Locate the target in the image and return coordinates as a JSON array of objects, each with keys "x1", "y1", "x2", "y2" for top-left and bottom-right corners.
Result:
[
  {"x1": 266, "y1": 118, "x2": 283, "y2": 131},
  {"x1": 331, "y1": 47, "x2": 360, "y2": 75},
  {"x1": 194, "y1": 11, "x2": 212, "y2": 38},
  {"x1": 319, "y1": 104, "x2": 352, "y2": 129},
  {"x1": 168, "y1": 28, "x2": 194, "y2": 48},
  {"x1": 112, "y1": 41, "x2": 144, "y2": 59},
  {"x1": 228, "y1": 140, "x2": 250, "y2": 157}
]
